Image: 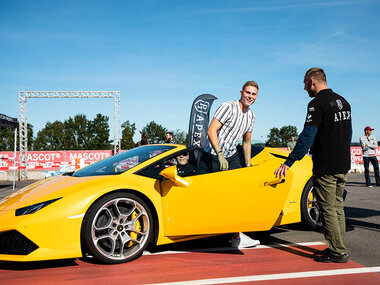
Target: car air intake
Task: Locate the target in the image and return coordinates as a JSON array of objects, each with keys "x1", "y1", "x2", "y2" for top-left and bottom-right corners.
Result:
[{"x1": 0, "y1": 230, "x2": 38, "y2": 255}]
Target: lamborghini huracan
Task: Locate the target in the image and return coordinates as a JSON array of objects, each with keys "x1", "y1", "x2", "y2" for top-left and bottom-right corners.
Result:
[{"x1": 0, "y1": 144, "x2": 320, "y2": 264}]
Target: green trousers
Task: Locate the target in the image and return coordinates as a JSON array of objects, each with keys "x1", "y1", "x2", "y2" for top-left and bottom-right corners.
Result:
[{"x1": 313, "y1": 173, "x2": 348, "y2": 256}]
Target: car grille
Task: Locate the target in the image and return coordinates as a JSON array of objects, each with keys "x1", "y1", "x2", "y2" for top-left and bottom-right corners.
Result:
[{"x1": 0, "y1": 230, "x2": 38, "y2": 255}]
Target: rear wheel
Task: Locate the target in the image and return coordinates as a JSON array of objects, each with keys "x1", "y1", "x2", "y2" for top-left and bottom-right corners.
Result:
[
  {"x1": 81, "y1": 192, "x2": 153, "y2": 264},
  {"x1": 301, "y1": 180, "x2": 323, "y2": 230}
]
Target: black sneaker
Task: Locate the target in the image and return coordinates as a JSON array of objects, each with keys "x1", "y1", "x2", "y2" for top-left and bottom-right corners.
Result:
[
  {"x1": 313, "y1": 248, "x2": 330, "y2": 257},
  {"x1": 314, "y1": 252, "x2": 349, "y2": 263}
]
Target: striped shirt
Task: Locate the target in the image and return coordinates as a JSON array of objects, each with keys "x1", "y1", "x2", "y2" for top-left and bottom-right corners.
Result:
[{"x1": 204, "y1": 100, "x2": 255, "y2": 158}]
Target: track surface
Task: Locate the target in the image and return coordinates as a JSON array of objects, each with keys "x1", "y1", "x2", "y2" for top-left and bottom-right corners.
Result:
[
  {"x1": 1, "y1": 242, "x2": 379, "y2": 284},
  {"x1": 0, "y1": 173, "x2": 379, "y2": 284}
]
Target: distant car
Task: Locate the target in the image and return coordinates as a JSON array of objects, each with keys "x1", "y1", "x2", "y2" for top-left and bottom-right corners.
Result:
[{"x1": 0, "y1": 144, "x2": 320, "y2": 264}]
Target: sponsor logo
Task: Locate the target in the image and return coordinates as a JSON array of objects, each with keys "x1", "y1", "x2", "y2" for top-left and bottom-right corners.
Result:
[
  {"x1": 28, "y1": 153, "x2": 62, "y2": 162},
  {"x1": 191, "y1": 101, "x2": 210, "y2": 147},
  {"x1": 334, "y1": 110, "x2": 351, "y2": 122},
  {"x1": 194, "y1": 99, "x2": 211, "y2": 114},
  {"x1": 336, "y1": 99, "x2": 343, "y2": 110},
  {"x1": 191, "y1": 114, "x2": 206, "y2": 147},
  {"x1": 69, "y1": 152, "x2": 110, "y2": 161},
  {"x1": 308, "y1": 107, "x2": 315, "y2": 112}
]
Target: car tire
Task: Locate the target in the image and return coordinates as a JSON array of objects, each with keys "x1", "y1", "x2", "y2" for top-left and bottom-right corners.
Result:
[
  {"x1": 301, "y1": 179, "x2": 323, "y2": 231},
  {"x1": 81, "y1": 192, "x2": 153, "y2": 264}
]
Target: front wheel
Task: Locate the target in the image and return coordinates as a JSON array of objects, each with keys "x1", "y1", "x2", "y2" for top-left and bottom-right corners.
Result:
[
  {"x1": 301, "y1": 180, "x2": 323, "y2": 231},
  {"x1": 81, "y1": 192, "x2": 153, "y2": 264}
]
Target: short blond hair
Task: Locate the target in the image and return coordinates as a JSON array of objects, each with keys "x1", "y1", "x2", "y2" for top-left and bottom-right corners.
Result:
[{"x1": 242, "y1": 81, "x2": 259, "y2": 91}]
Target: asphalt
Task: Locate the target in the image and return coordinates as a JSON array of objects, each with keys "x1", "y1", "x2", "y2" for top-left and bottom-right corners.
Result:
[
  {"x1": 0, "y1": 180, "x2": 38, "y2": 199},
  {"x1": 0, "y1": 172, "x2": 379, "y2": 267}
]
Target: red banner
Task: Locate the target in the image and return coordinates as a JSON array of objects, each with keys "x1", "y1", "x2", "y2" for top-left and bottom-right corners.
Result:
[
  {"x1": 351, "y1": 147, "x2": 380, "y2": 164},
  {"x1": 0, "y1": 150, "x2": 112, "y2": 171},
  {"x1": 1, "y1": 147, "x2": 380, "y2": 171}
]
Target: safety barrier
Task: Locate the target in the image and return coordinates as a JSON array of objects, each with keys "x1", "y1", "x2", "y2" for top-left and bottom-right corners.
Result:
[
  {"x1": 0, "y1": 150, "x2": 112, "y2": 172},
  {"x1": 0, "y1": 157, "x2": 90, "y2": 171}
]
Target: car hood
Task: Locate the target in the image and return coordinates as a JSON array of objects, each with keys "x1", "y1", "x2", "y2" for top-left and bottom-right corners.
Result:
[{"x1": 0, "y1": 175, "x2": 103, "y2": 211}]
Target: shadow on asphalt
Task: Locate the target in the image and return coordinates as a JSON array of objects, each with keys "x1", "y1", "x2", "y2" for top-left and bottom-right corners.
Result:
[
  {"x1": 258, "y1": 236, "x2": 316, "y2": 259},
  {"x1": 345, "y1": 206, "x2": 380, "y2": 219},
  {"x1": 346, "y1": 218, "x2": 380, "y2": 232},
  {"x1": 0, "y1": 259, "x2": 78, "y2": 270},
  {"x1": 148, "y1": 223, "x2": 319, "y2": 258},
  {"x1": 346, "y1": 181, "x2": 367, "y2": 187},
  {"x1": 344, "y1": 206, "x2": 380, "y2": 232}
]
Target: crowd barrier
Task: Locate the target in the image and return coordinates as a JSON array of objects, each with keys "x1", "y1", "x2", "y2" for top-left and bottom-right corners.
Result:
[{"x1": 0, "y1": 150, "x2": 112, "y2": 172}]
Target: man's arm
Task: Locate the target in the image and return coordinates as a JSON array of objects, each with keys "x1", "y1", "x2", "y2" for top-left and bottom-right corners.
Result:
[
  {"x1": 207, "y1": 118, "x2": 229, "y2": 170},
  {"x1": 368, "y1": 137, "x2": 378, "y2": 149},
  {"x1": 284, "y1": 126, "x2": 318, "y2": 167},
  {"x1": 243, "y1": 132, "x2": 252, "y2": 167},
  {"x1": 360, "y1": 136, "x2": 367, "y2": 150},
  {"x1": 274, "y1": 126, "x2": 318, "y2": 178},
  {"x1": 207, "y1": 118, "x2": 223, "y2": 153}
]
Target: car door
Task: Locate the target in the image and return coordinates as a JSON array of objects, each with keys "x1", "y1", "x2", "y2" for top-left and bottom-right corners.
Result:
[{"x1": 160, "y1": 158, "x2": 294, "y2": 236}]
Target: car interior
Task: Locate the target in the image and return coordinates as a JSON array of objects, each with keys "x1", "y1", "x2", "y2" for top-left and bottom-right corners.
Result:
[{"x1": 136, "y1": 145, "x2": 265, "y2": 180}]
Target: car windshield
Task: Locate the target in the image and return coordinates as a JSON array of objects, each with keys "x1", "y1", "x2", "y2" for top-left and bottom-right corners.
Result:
[{"x1": 72, "y1": 145, "x2": 175, "y2": 177}]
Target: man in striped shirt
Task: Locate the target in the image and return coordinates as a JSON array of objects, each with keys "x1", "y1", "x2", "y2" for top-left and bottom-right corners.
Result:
[
  {"x1": 204, "y1": 81, "x2": 259, "y2": 248},
  {"x1": 205, "y1": 81, "x2": 257, "y2": 171}
]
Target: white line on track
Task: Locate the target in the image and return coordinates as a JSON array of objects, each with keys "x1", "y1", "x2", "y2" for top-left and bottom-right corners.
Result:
[
  {"x1": 143, "y1": 241, "x2": 326, "y2": 256},
  {"x1": 149, "y1": 266, "x2": 380, "y2": 285}
]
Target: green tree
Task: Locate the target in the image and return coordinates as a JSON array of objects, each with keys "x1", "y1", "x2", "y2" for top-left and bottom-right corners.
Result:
[
  {"x1": 266, "y1": 127, "x2": 281, "y2": 147},
  {"x1": 87, "y1": 114, "x2": 111, "y2": 150},
  {"x1": 34, "y1": 121, "x2": 65, "y2": 150},
  {"x1": 27, "y1": 124, "x2": 35, "y2": 150},
  {"x1": 173, "y1": 129, "x2": 188, "y2": 145},
  {"x1": 0, "y1": 124, "x2": 33, "y2": 151},
  {"x1": 141, "y1": 121, "x2": 167, "y2": 144},
  {"x1": 63, "y1": 114, "x2": 89, "y2": 150},
  {"x1": 121, "y1": 120, "x2": 136, "y2": 150},
  {"x1": 33, "y1": 114, "x2": 111, "y2": 150},
  {"x1": 0, "y1": 127, "x2": 15, "y2": 151},
  {"x1": 266, "y1": 125, "x2": 298, "y2": 147}
]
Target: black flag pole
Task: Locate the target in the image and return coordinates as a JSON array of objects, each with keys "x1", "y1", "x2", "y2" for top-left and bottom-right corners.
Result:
[{"x1": 187, "y1": 94, "x2": 217, "y2": 148}]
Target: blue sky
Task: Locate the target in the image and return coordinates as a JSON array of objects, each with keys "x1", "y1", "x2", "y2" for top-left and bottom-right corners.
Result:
[{"x1": 0, "y1": 0, "x2": 379, "y2": 144}]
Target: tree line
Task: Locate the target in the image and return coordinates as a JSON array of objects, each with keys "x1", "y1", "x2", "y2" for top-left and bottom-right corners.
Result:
[
  {"x1": 0, "y1": 114, "x2": 188, "y2": 151},
  {"x1": 0, "y1": 114, "x2": 300, "y2": 151}
]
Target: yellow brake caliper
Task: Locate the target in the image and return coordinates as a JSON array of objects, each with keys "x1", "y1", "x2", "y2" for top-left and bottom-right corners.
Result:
[
  {"x1": 308, "y1": 191, "x2": 314, "y2": 208},
  {"x1": 127, "y1": 211, "x2": 141, "y2": 247}
]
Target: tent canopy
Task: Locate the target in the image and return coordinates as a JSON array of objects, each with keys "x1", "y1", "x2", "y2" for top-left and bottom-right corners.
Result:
[{"x1": 0, "y1": 113, "x2": 18, "y2": 128}]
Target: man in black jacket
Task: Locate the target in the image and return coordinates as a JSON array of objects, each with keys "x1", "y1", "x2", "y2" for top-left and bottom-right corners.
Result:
[{"x1": 275, "y1": 67, "x2": 351, "y2": 263}]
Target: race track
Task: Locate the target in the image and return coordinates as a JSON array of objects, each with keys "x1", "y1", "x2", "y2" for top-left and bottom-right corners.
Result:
[
  {"x1": 1, "y1": 242, "x2": 379, "y2": 284},
  {"x1": 0, "y1": 173, "x2": 379, "y2": 284}
]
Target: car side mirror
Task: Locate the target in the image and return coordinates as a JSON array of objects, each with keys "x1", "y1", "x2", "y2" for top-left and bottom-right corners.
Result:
[{"x1": 159, "y1": 165, "x2": 189, "y2": 187}]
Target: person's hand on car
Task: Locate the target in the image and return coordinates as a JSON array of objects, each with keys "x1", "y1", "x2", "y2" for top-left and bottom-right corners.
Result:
[
  {"x1": 274, "y1": 164, "x2": 289, "y2": 178},
  {"x1": 218, "y1": 152, "x2": 229, "y2": 171}
]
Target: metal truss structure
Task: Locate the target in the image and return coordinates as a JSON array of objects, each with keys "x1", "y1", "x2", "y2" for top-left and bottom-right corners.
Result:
[{"x1": 19, "y1": 91, "x2": 121, "y2": 180}]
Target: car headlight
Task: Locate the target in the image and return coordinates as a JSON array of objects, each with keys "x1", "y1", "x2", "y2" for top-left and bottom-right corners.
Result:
[{"x1": 15, "y1": 198, "x2": 62, "y2": 216}]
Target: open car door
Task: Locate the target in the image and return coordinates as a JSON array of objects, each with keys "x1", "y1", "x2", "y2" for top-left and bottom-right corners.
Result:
[{"x1": 160, "y1": 157, "x2": 294, "y2": 236}]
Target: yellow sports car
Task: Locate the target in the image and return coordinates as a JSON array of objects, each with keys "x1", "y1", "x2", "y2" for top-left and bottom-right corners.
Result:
[{"x1": 0, "y1": 144, "x2": 319, "y2": 264}]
